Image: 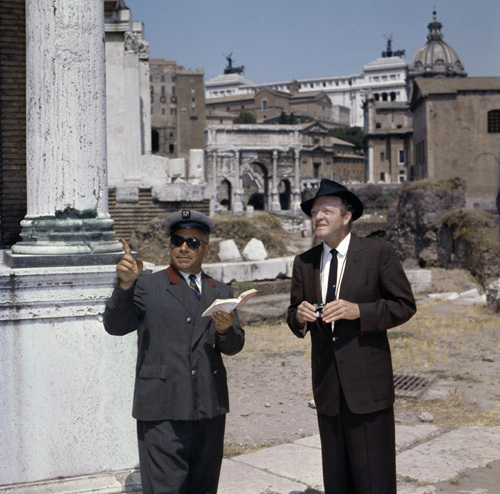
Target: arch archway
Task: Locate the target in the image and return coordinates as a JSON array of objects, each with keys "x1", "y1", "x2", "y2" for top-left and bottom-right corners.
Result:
[
  {"x1": 242, "y1": 161, "x2": 269, "y2": 211},
  {"x1": 218, "y1": 178, "x2": 232, "y2": 210},
  {"x1": 279, "y1": 179, "x2": 292, "y2": 210}
]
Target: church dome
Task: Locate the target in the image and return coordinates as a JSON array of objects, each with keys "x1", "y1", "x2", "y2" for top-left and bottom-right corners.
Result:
[{"x1": 409, "y1": 11, "x2": 467, "y2": 78}]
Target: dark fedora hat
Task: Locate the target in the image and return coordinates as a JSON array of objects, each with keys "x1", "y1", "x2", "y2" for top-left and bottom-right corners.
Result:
[{"x1": 300, "y1": 179, "x2": 363, "y2": 221}]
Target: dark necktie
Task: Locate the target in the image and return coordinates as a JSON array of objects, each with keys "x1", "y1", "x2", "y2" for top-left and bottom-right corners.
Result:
[
  {"x1": 188, "y1": 274, "x2": 201, "y2": 301},
  {"x1": 326, "y1": 249, "x2": 338, "y2": 303}
]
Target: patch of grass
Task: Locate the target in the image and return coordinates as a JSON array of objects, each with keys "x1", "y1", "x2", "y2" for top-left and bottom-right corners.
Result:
[{"x1": 396, "y1": 391, "x2": 500, "y2": 427}]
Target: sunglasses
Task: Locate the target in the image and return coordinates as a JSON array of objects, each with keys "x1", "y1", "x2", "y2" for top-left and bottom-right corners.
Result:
[{"x1": 170, "y1": 234, "x2": 207, "y2": 251}]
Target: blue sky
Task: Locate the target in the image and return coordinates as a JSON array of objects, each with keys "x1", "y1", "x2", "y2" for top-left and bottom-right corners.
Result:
[{"x1": 123, "y1": 0, "x2": 500, "y2": 84}]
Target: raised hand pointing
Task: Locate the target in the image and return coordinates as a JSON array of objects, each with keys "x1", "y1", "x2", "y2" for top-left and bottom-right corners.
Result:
[{"x1": 116, "y1": 239, "x2": 143, "y2": 290}]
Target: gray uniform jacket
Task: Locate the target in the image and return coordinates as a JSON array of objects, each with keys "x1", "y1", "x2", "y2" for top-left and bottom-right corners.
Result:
[{"x1": 104, "y1": 265, "x2": 245, "y2": 422}]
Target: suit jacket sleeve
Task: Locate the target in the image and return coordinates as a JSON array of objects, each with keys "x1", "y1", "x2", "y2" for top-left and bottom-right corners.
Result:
[
  {"x1": 103, "y1": 276, "x2": 147, "y2": 336},
  {"x1": 356, "y1": 240, "x2": 416, "y2": 333},
  {"x1": 287, "y1": 254, "x2": 310, "y2": 339}
]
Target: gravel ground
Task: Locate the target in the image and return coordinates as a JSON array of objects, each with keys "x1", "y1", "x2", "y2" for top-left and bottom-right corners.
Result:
[{"x1": 223, "y1": 281, "x2": 500, "y2": 457}]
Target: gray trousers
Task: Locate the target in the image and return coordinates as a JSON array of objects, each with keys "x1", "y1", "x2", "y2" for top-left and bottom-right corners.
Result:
[{"x1": 137, "y1": 415, "x2": 226, "y2": 494}]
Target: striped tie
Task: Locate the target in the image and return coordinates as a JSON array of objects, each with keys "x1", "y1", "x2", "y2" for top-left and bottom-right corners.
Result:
[{"x1": 188, "y1": 274, "x2": 201, "y2": 301}]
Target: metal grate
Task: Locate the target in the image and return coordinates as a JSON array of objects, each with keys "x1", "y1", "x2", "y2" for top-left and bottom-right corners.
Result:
[{"x1": 393, "y1": 372, "x2": 436, "y2": 398}]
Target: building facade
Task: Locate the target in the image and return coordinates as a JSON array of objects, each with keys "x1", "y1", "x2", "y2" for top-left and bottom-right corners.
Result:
[
  {"x1": 150, "y1": 58, "x2": 206, "y2": 161},
  {"x1": 205, "y1": 85, "x2": 335, "y2": 127},
  {"x1": 205, "y1": 46, "x2": 408, "y2": 128},
  {"x1": 363, "y1": 98, "x2": 413, "y2": 183},
  {"x1": 410, "y1": 77, "x2": 500, "y2": 205}
]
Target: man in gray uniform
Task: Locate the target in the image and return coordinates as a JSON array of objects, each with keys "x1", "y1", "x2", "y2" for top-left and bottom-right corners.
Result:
[{"x1": 104, "y1": 209, "x2": 245, "y2": 494}]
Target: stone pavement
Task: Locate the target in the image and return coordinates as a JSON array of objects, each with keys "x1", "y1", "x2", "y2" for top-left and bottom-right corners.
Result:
[
  {"x1": 2, "y1": 428, "x2": 498, "y2": 493},
  {"x1": 217, "y1": 425, "x2": 500, "y2": 494}
]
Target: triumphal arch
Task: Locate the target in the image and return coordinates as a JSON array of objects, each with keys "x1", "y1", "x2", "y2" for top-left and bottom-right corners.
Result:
[{"x1": 205, "y1": 124, "x2": 304, "y2": 215}]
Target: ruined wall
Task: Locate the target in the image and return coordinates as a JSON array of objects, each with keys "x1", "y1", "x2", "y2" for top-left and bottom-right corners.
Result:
[
  {"x1": 386, "y1": 178, "x2": 466, "y2": 266},
  {"x1": 438, "y1": 208, "x2": 500, "y2": 286}
]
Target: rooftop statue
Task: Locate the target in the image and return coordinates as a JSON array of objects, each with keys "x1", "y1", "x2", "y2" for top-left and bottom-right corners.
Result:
[
  {"x1": 224, "y1": 52, "x2": 245, "y2": 75},
  {"x1": 382, "y1": 35, "x2": 405, "y2": 58}
]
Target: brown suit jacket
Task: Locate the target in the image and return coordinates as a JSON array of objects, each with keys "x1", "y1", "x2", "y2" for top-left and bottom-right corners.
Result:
[{"x1": 287, "y1": 235, "x2": 416, "y2": 416}]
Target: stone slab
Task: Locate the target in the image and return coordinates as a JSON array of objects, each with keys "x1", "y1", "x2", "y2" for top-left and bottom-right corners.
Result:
[
  {"x1": 0, "y1": 473, "x2": 123, "y2": 493},
  {"x1": 397, "y1": 426, "x2": 500, "y2": 483},
  {"x1": 231, "y1": 442, "x2": 324, "y2": 490},
  {"x1": 395, "y1": 425, "x2": 440, "y2": 452},
  {"x1": 218, "y1": 459, "x2": 308, "y2": 494}
]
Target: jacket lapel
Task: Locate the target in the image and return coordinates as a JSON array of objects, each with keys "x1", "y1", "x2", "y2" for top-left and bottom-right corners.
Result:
[
  {"x1": 165, "y1": 265, "x2": 201, "y2": 318},
  {"x1": 338, "y1": 235, "x2": 364, "y2": 300},
  {"x1": 192, "y1": 273, "x2": 221, "y2": 343},
  {"x1": 311, "y1": 244, "x2": 323, "y2": 305}
]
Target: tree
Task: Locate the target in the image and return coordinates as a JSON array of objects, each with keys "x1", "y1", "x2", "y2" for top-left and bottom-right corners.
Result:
[
  {"x1": 233, "y1": 112, "x2": 256, "y2": 124},
  {"x1": 330, "y1": 126, "x2": 363, "y2": 150}
]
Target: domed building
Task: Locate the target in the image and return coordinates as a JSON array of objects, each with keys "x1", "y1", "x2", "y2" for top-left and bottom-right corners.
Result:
[{"x1": 409, "y1": 11, "x2": 467, "y2": 79}]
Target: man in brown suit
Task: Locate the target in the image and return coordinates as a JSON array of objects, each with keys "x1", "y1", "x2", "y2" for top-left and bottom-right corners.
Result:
[
  {"x1": 287, "y1": 179, "x2": 416, "y2": 493},
  {"x1": 104, "y1": 210, "x2": 245, "y2": 494}
]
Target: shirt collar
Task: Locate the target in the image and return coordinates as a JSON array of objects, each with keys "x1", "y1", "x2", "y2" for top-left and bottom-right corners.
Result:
[{"x1": 322, "y1": 232, "x2": 351, "y2": 258}]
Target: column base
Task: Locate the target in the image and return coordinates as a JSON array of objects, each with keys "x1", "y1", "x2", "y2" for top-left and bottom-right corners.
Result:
[
  {"x1": 8, "y1": 215, "x2": 124, "y2": 267},
  {"x1": 3, "y1": 251, "x2": 125, "y2": 268}
]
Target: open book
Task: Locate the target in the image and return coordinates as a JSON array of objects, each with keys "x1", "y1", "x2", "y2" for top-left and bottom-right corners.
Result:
[{"x1": 202, "y1": 288, "x2": 258, "y2": 317}]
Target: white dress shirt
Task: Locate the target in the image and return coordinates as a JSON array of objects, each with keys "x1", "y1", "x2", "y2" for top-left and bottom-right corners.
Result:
[{"x1": 320, "y1": 233, "x2": 351, "y2": 304}]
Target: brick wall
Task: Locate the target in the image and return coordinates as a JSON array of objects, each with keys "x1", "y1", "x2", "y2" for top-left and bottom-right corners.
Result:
[
  {"x1": 108, "y1": 188, "x2": 210, "y2": 240},
  {"x1": 0, "y1": 0, "x2": 26, "y2": 246}
]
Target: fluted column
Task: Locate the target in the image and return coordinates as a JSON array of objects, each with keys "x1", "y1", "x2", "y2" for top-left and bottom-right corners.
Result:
[
  {"x1": 291, "y1": 148, "x2": 302, "y2": 214},
  {"x1": 233, "y1": 150, "x2": 244, "y2": 215},
  {"x1": 270, "y1": 150, "x2": 281, "y2": 211},
  {"x1": 8, "y1": 0, "x2": 122, "y2": 265},
  {"x1": 367, "y1": 144, "x2": 374, "y2": 183}
]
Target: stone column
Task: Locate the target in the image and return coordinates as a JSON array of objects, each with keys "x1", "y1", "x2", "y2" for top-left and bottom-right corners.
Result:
[
  {"x1": 0, "y1": 2, "x2": 139, "y2": 489},
  {"x1": 6, "y1": 0, "x2": 122, "y2": 267},
  {"x1": 367, "y1": 144, "x2": 374, "y2": 183},
  {"x1": 233, "y1": 150, "x2": 244, "y2": 215},
  {"x1": 270, "y1": 150, "x2": 281, "y2": 212},
  {"x1": 139, "y1": 39, "x2": 151, "y2": 155},
  {"x1": 291, "y1": 148, "x2": 302, "y2": 214}
]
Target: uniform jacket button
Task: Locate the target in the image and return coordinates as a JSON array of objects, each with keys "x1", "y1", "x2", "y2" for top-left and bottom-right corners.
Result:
[
  {"x1": 186, "y1": 317, "x2": 192, "y2": 323},
  {"x1": 191, "y1": 369, "x2": 197, "y2": 376}
]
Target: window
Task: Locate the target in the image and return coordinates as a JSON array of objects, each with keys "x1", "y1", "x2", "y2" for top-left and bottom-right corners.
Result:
[
  {"x1": 380, "y1": 152, "x2": 385, "y2": 161},
  {"x1": 313, "y1": 163, "x2": 321, "y2": 178},
  {"x1": 262, "y1": 100, "x2": 268, "y2": 110},
  {"x1": 398, "y1": 149, "x2": 405, "y2": 164},
  {"x1": 488, "y1": 110, "x2": 500, "y2": 133}
]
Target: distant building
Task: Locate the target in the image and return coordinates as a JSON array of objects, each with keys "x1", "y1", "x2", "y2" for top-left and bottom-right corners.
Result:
[
  {"x1": 205, "y1": 47, "x2": 408, "y2": 127},
  {"x1": 363, "y1": 9, "x2": 500, "y2": 206},
  {"x1": 363, "y1": 98, "x2": 413, "y2": 183},
  {"x1": 408, "y1": 11, "x2": 467, "y2": 79},
  {"x1": 150, "y1": 59, "x2": 206, "y2": 161},
  {"x1": 410, "y1": 77, "x2": 500, "y2": 205},
  {"x1": 205, "y1": 85, "x2": 335, "y2": 127}
]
